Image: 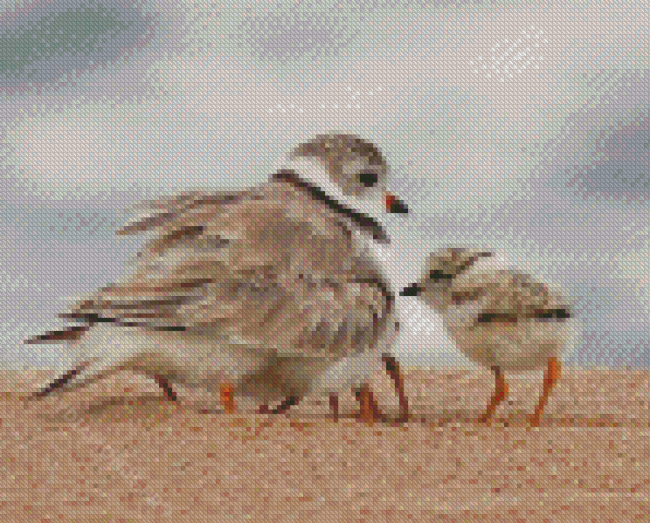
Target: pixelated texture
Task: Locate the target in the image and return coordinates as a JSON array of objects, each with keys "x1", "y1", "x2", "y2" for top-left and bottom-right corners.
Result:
[{"x1": 1, "y1": 0, "x2": 649, "y2": 520}]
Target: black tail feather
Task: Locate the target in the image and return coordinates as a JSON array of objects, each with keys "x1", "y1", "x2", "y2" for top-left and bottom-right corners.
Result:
[
  {"x1": 33, "y1": 364, "x2": 89, "y2": 398},
  {"x1": 24, "y1": 326, "x2": 90, "y2": 344}
]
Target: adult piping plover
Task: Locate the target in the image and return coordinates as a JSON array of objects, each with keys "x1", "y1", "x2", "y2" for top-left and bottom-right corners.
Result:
[
  {"x1": 25, "y1": 134, "x2": 410, "y2": 424},
  {"x1": 400, "y1": 248, "x2": 575, "y2": 427}
]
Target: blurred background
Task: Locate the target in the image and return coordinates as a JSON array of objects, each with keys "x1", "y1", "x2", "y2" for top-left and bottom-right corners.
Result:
[{"x1": 1, "y1": 0, "x2": 648, "y2": 370}]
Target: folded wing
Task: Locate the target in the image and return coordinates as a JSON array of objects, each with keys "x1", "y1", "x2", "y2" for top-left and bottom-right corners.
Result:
[
  {"x1": 467, "y1": 270, "x2": 572, "y2": 324},
  {"x1": 57, "y1": 186, "x2": 390, "y2": 360}
]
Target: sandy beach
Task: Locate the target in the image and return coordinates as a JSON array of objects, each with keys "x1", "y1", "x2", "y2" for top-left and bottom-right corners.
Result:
[{"x1": 1, "y1": 367, "x2": 648, "y2": 522}]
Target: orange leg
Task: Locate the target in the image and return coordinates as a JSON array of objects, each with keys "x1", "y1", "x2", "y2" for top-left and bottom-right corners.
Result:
[
  {"x1": 220, "y1": 382, "x2": 236, "y2": 414},
  {"x1": 356, "y1": 384, "x2": 386, "y2": 425},
  {"x1": 382, "y1": 354, "x2": 410, "y2": 423},
  {"x1": 527, "y1": 357, "x2": 561, "y2": 427},
  {"x1": 479, "y1": 366, "x2": 508, "y2": 424}
]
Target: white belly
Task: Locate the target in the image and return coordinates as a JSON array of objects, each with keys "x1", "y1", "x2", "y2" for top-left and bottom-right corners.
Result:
[
  {"x1": 450, "y1": 319, "x2": 567, "y2": 371},
  {"x1": 77, "y1": 323, "x2": 272, "y2": 390}
]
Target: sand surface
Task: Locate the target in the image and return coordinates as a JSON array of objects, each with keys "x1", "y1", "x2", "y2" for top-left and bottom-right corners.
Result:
[{"x1": 1, "y1": 367, "x2": 648, "y2": 522}]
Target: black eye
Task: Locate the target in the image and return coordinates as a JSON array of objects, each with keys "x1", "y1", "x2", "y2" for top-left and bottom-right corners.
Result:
[{"x1": 359, "y1": 170, "x2": 378, "y2": 188}]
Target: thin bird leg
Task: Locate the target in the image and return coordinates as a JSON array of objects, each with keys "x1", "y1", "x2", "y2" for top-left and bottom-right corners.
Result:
[
  {"x1": 153, "y1": 374, "x2": 178, "y2": 402},
  {"x1": 527, "y1": 357, "x2": 561, "y2": 427},
  {"x1": 329, "y1": 393, "x2": 339, "y2": 422},
  {"x1": 478, "y1": 366, "x2": 508, "y2": 424},
  {"x1": 382, "y1": 354, "x2": 410, "y2": 423},
  {"x1": 220, "y1": 382, "x2": 237, "y2": 414},
  {"x1": 355, "y1": 384, "x2": 386, "y2": 425}
]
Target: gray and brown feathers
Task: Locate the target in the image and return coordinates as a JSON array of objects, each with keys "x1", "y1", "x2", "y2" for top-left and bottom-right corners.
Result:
[{"x1": 27, "y1": 181, "x2": 392, "y2": 361}]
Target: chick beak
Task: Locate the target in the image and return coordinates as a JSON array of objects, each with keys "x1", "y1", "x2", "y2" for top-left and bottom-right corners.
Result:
[
  {"x1": 400, "y1": 282, "x2": 423, "y2": 297},
  {"x1": 385, "y1": 192, "x2": 409, "y2": 214}
]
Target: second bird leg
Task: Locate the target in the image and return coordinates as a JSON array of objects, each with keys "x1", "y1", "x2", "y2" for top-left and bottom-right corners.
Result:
[
  {"x1": 329, "y1": 393, "x2": 339, "y2": 422},
  {"x1": 220, "y1": 382, "x2": 236, "y2": 414},
  {"x1": 527, "y1": 357, "x2": 561, "y2": 427},
  {"x1": 355, "y1": 384, "x2": 386, "y2": 425},
  {"x1": 479, "y1": 366, "x2": 508, "y2": 424},
  {"x1": 153, "y1": 374, "x2": 178, "y2": 402},
  {"x1": 382, "y1": 354, "x2": 410, "y2": 423}
]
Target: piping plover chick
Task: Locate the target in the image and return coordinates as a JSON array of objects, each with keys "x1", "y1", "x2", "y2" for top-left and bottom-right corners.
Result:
[
  {"x1": 401, "y1": 248, "x2": 575, "y2": 427},
  {"x1": 240, "y1": 328, "x2": 409, "y2": 424},
  {"x1": 25, "y1": 134, "x2": 410, "y2": 424}
]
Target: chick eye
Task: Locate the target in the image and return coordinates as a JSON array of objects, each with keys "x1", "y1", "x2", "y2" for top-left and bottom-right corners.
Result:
[{"x1": 358, "y1": 170, "x2": 378, "y2": 188}]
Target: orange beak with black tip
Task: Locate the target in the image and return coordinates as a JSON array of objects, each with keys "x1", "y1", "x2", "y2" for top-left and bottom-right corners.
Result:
[{"x1": 385, "y1": 192, "x2": 408, "y2": 214}]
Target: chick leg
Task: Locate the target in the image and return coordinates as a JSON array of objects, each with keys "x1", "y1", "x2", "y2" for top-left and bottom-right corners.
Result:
[
  {"x1": 527, "y1": 357, "x2": 561, "y2": 427},
  {"x1": 355, "y1": 384, "x2": 386, "y2": 425},
  {"x1": 382, "y1": 354, "x2": 410, "y2": 423},
  {"x1": 153, "y1": 374, "x2": 178, "y2": 402},
  {"x1": 329, "y1": 393, "x2": 340, "y2": 422},
  {"x1": 478, "y1": 366, "x2": 508, "y2": 424},
  {"x1": 220, "y1": 382, "x2": 237, "y2": 414}
]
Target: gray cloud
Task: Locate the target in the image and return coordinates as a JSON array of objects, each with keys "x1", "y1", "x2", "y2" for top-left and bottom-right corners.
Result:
[
  {"x1": 0, "y1": 0, "x2": 154, "y2": 95},
  {"x1": 239, "y1": 1, "x2": 362, "y2": 61}
]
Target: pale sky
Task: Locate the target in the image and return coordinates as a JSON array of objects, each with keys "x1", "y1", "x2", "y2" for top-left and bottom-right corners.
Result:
[{"x1": 1, "y1": 0, "x2": 648, "y2": 369}]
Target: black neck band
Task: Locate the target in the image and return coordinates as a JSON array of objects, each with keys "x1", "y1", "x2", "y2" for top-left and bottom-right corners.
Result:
[{"x1": 274, "y1": 169, "x2": 389, "y2": 243}]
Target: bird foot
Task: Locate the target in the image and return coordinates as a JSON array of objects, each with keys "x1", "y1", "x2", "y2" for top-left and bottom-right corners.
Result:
[{"x1": 526, "y1": 414, "x2": 541, "y2": 427}]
